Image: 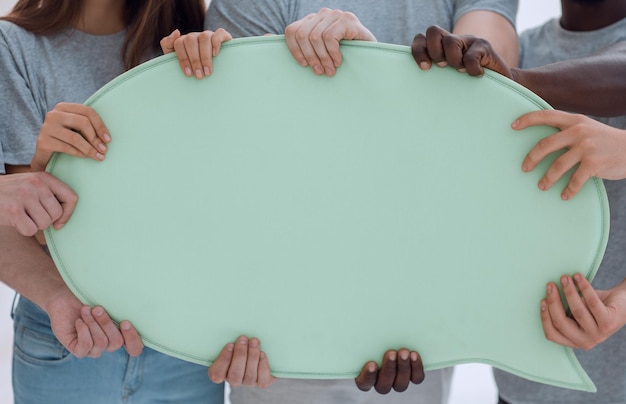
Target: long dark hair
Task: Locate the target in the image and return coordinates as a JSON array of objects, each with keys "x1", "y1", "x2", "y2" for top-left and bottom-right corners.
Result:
[{"x1": 2, "y1": 0, "x2": 206, "y2": 70}]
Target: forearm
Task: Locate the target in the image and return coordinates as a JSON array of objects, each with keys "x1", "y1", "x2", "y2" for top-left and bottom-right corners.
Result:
[
  {"x1": 512, "y1": 42, "x2": 626, "y2": 117},
  {"x1": 0, "y1": 226, "x2": 67, "y2": 312}
]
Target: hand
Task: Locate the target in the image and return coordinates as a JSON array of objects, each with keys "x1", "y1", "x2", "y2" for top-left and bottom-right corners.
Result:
[
  {"x1": 45, "y1": 287, "x2": 143, "y2": 358},
  {"x1": 208, "y1": 335, "x2": 275, "y2": 388},
  {"x1": 517, "y1": 110, "x2": 626, "y2": 200},
  {"x1": 160, "y1": 28, "x2": 232, "y2": 79},
  {"x1": 32, "y1": 103, "x2": 111, "y2": 171},
  {"x1": 541, "y1": 274, "x2": 626, "y2": 350},
  {"x1": 284, "y1": 8, "x2": 376, "y2": 77},
  {"x1": 0, "y1": 172, "x2": 77, "y2": 235},
  {"x1": 355, "y1": 349, "x2": 425, "y2": 394},
  {"x1": 411, "y1": 25, "x2": 512, "y2": 78}
]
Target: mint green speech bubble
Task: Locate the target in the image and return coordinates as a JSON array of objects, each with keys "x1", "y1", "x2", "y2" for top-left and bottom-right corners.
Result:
[{"x1": 46, "y1": 36, "x2": 607, "y2": 392}]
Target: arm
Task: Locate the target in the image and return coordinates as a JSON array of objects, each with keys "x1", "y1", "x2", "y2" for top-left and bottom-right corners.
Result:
[
  {"x1": 0, "y1": 224, "x2": 143, "y2": 357},
  {"x1": 411, "y1": 27, "x2": 626, "y2": 116},
  {"x1": 513, "y1": 42, "x2": 626, "y2": 117},
  {"x1": 0, "y1": 171, "x2": 77, "y2": 235},
  {"x1": 542, "y1": 274, "x2": 626, "y2": 350}
]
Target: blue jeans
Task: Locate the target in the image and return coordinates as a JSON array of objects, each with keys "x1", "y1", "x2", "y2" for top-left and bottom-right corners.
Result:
[{"x1": 12, "y1": 297, "x2": 225, "y2": 404}]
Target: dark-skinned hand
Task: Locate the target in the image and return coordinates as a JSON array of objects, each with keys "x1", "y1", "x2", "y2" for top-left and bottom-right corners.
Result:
[{"x1": 355, "y1": 348, "x2": 425, "y2": 394}]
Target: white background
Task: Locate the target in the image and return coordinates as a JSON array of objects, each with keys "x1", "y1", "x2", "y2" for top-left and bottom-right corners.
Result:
[{"x1": 0, "y1": 1, "x2": 561, "y2": 402}]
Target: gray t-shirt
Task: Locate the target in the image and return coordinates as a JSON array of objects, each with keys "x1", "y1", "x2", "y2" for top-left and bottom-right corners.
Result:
[
  {"x1": 495, "y1": 16, "x2": 626, "y2": 404},
  {"x1": 0, "y1": 21, "x2": 126, "y2": 173},
  {"x1": 206, "y1": 0, "x2": 518, "y2": 46}
]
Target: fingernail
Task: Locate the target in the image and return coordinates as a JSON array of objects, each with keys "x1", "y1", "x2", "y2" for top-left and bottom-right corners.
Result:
[
  {"x1": 561, "y1": 277, "x2": 569, "y2": 286},
  {"x1": 546, "y1": 284, "x2": 552, "y2": 294},
  {"x1": 121, "y1": 321, "x2": 131, "y2": 330},
  {"x1": 96, "y1": 153, "x2": 105, "y2": 161},
  {"x1": 93, "y1": 306, "x2": 104, "y2": 317},
  {"x1": 226, "y1": 343, "x2": 234, "y2": 352},
  {"x1": 538, "y1": 181, "x2": 545, "y2": 191},
  {"x1": 238, "y1": 336, "x2": 248, "y2": 344},
  {"x1": 574, "y1": 273, "x2": 582, "y2": 283},
  {"x1": 458, "y1": 68, "x2": 467, "y2": 73},
  {"x1": 82, "y1": 306, "x2": 92, "y2": 316},
  {"x1": 435, "y1": 61, "x2": 448, "y2": 68},
  {"x1": 249, "y1": 338, "x2": 259, "y2": 348},
  {"x1": 410, "y1": 352, "x2": 418, "y2": 361},
  {"x1": 419, "y1": 62, "x2": 430, "y2": 70},
  {"x1": 540, "y1": 300, "x2": 547, "y2": 311},
  {"x1": 389, "y1": 351, "x2": 397, "y2": 361},
  {"x1": 368, "y1": 363, "x2": 376, "y2": 373},
  {"x1": 313, "y1": 65, "x2": 323, "y2": 75},
  {"x1": 103, "y1": 133, "x2": 111, "y2": 142},
  {"x1": 204, "y1": 66, "x2": 211, "y2": 76},
  {"x1": 400, "y1": 350, "x2": 409, "y2": 360},
  {"x1": 260, "y1": 351, "x2": 267, "y2": 360},
  {"x1": 512, "y1": 120, "x2": 520, "y2": 129},
  {"x1": 521, "y1": 163, "x2": 528, "y2": 172},
  {"x1": 325, "y1": 67, "x2": 335, "y2": 76},
  {"x1": 185, "y1": 67, "x2": 193, "y2": 76},
  {"x1": 98, "y1": 143, "x2": 106, "y2": 152},
  {"x1": 561, "y1": 192, "x2": 569, "y2": 201},
  {"x1": 195, "y1": 69, "x2": 203, "y2": 79}
]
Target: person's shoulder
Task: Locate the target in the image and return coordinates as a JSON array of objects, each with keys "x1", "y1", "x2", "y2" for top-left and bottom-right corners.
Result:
[
  {"x1": 0, "y1": 20, "x2": 37, "y2": 48},
  {"x1": 519, "y1": 17, "x2": 559, "y2": 43}
]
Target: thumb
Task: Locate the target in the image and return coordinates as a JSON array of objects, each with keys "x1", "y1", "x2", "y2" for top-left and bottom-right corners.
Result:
[{"x1": 160, "y1": 29, "x2": 181, "y2": 54}]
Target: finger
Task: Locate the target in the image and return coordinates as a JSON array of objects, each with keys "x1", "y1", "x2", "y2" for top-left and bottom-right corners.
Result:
[
  {"x1": 460, "y1": 39, "x2": 494, "y2": 77},
  {"x1": 226, "y1": 336, "x2": 250, "y2": 387},
  {"x1": 513, "y1": 110, "x2": 583, "y2": 132},
  {"x1": 573, "y1": 273, "x2": 609, "y2": 327},
  {"x1": 119, "y1": 320, "x2": 144, "y2": 357},
  {"x1": 355, "y1": 361, "x2": 378, "y2": 392},
  {"x1": 56, "y1": 103, "x2": 111, "y2": 148},
  {"x1": 40, "y1": 173, "x2": 78, "y2": 229},
  {"x1": 410, "y1": 351, "x2": 425, "y2": 384},
  {"x1": 208, "y1": 342, "x2": 234, "y2": 384},
  {"x1": 540, "y1": 298, "x2": 576, "y2": 348},
  {"x1": 559, "y1": 276, "x2": 596, "y2": 334},
  {"x1": 80, "y1": 306, "x2": 109, "y2": 358},
  {"x1": 285, "y1": 12, "x2": 327, "y2": 75},
  {"x1": 174, "y1": 34, "x2": 194, "y2": 77},
  {"x1": 91, "y1": 306, "x2": 123, "y2": 352},
  {"x1": 536, "y1": 150, "x2": 581, "y2": 193},
  {"x1": 411, "y1": 33, "x2": 432, "y2": 70},
  {"x1": 160, "y1": 29, "x2": 180, "y2": 54},
  {"x1": 10, "y1": 211, "x2": 38, "y2": 237},
  {"x1": 257, "y1": 351, "x2": 276, "y2": 388},
  {"x1": 440, "y1": 33, "x2": 467, "y2": 71},
  {"x1": 393, "y1": 349, "x2": 412, "y2": 392},
  {"x1": 183, "y1": 33, "x2": 205, "y2": 79},
  {"x1": 544, "y1": 282, "x2": 580, "y2": 347},
  {"x1": 308, "y1": 13, "x2": 343, "y2": 76},
  {"x1": 561, "y1": 165, "x2": 593, "y2": 201},
  {"x1": 424, "y1": 25, "x2": 448, "y2": 67},
  {"x1": 375, "y1": 350, "x2": 397, "y2": 394},
  {"x1": 522, "y1": 131, "x2": 575, "y2": 174},
  {"x1": 242, "y1": 337, "x2": 261, "y2": 386},
  {"x1": 71, "y1": 318, "x2": 94, "y2": 358},
  {"x1": 285, "y1": 14, "x2": 316, "y2": 67},
  {"x1": 211, "y1": 28, "x2": 232, "y2": 57},
  {"x1": 23, "y1": 198, "x2": 55, "y2": 232}
]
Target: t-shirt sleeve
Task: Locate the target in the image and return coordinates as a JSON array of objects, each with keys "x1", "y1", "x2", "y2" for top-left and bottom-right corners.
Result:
[
  {"x1": 206, "y1": 0, "x2": 296, "y2": 37},
  {"x1": 454, "y1": 0, "x2": 519, "y2": 28},
  {"x1": 0, "y1": 35, "x2": 44, "y2": 169}
]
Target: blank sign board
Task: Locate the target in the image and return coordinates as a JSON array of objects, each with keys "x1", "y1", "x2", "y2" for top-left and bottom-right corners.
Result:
[{"x1": 45, "y1": 36, "x2": 608, "y2": 392}]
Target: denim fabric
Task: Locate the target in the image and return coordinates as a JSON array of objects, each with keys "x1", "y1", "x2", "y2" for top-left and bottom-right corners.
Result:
[{"x1": 12, "y1": 297, "x2": 224, "y2": 404}]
